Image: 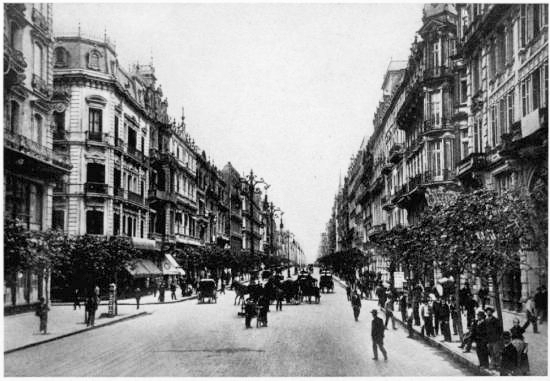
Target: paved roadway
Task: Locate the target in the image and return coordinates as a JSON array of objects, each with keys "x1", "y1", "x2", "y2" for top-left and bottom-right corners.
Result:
[{"x1": 5, "y1": 269, "x2": 473, "y2": 376}]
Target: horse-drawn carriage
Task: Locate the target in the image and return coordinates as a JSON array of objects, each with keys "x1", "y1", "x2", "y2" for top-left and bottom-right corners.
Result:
[
  {"x1": 298, "y1": 274, "x2": 320, "y2": 304},
  {"x1": 320, "y1": 271, "x2": 334, "y2": 293},
  {"x1": 197, "y1": 279, "x2": 217, "y2": 303}
]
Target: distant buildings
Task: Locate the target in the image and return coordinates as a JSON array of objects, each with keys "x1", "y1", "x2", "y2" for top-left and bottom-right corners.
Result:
[{"x1": 322, "y1": 4, "x2": 547, "y2": 311}]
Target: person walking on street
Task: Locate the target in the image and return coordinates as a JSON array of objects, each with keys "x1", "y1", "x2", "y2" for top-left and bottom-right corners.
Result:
[
  {"x1": 220, "y1": 280, "x2": 225, "y2": 294},
  {"x1": 170, "y1": 282, "x2": 177, "y2": 301},
  {"x1": 85, "y1": 293, "x2": 98, "y2": 327},
  {"x1": 534, "y1": 285, "x2": 547, "y2": 324},
  {"x1": 472, "y1": 310, "x2": 489, "y2": 367},
  {"x1": 152, "y1": 280, "x2": 158, "y2": 298},
  {"x1": 450, "y1": 297, "x2": 460, "y2": 336},
  {"x1": 432, "y1": 297, "x2": 441, "y2": 336},
  {"x1": 399, "y1": 293, "x2": 407, "y2": 323},
  {"x1": 484, "y1": 307, "x2": 503, "y2": 370},
  {"x1": 384, "y1": 297, "x2": 396, "y2": 330},
  {"x1": 159, "y1": 282, "x2": 166, "y2": 303},
  {"x1": 406, "y1": 303, "x2": 414, "y2": 338},
  {"x1": 370, "y1": 309, "x2": 388, "y2": 361},
  {"x1": 35, "y1": 296, "x2": 50, "y2": 334},
  {"x1": 525, "y1": 296, "x2": 539, "y2": 333},
  {"x1": 420, "y1": 299, "x2": 433, "y2": 337},
  {"x1": 478, "y1": 286, "x2": 489, "y2": 310},
  {"x1": 500, "y1": 331, "x2": 518, "y2": 376},
  {"x1": 275, "y1": 287, "x2": 284, "y2": 311},
  {"x1": 244, "y1": 298, "x2": 256, "y2": 329},
  {"x1": 351, "y1": 290, "x2": 362, "y2": 321},
  {"x1": 73, "y1": 288, "x2": 81, "y2": 310},
  {"x1": 135, "y1": 287, "x2": 141, "y2": 310},
  {"x1": 439, "y1": 298, "x2": 452, "y2": 342}
]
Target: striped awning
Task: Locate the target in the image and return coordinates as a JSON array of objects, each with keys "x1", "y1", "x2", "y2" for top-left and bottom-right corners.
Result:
[{"x1": 162, "y1": 254, "x2": 185, "y2": 275}]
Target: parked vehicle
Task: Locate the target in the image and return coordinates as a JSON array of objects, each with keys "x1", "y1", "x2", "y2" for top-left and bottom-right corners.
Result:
[{"x1": 197, "y1": 279, "x2": 217, "y2": 304}]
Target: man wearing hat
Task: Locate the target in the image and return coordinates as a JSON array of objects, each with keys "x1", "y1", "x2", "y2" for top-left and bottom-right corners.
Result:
[
  {"x1": 370, "y1": 309, "x2": 388, "y2": 361},
  {"x1": 485, "y1": 306, "x2": 503, "y2": 370},
  {"x1": 500, "y1": 331, "x2": 518, "y2": 376},
  {"x1": 472, "y1": 310, "x2": 489, "y2": 368}
]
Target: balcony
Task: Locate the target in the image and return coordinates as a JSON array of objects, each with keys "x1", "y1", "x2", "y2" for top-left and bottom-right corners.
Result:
[
  {"x1": 32, "y1": 7, "x2": 49, "y2": 34},
  {"x1": 388, "y1": 143, "x2": 404, "y2": 164},
  {"x1": 126, "y1": 145, "x2": 145, "y2": 163},
  {"x1": 114, "y1": 137, "x2": 124, "y2": 151},
  {"x1": 114, "y1": 187, "x2": 124, "y2": 198},
  {"x1": 86, "y1": 131, "x2": 104, "y2": 143},
  {"x1": 367, "y1": 224, "x2": 386, "y2": 238},
  {"x1": 85, "y1": 182, "x2": 108, "y2": 194},
  {"x1": 456, "y1": 153, "x2": 487, "y2": 178},
  {"x1": 4, "y1": 36, "x2": 27, "y2": 76},
  {"x1": 127, "y1": 190, "x2": 144, "y2": 205},
  {"x1": 4, "y1": 129, "x2": 71, "y2": 173},
  {"x1": 422, "y1": 65, "x2": 453, "y2": 84},
  {"x1": 32, "y1": 74, "x2": 49, "y2": 96},
  {"x1": 53, "y1": 130, "x2": 67, "y2": 141},
  {"x1": 423, "y1": 118, "x2": 453, "y2": 135},
  {"x1": 148, "y1": 188, "x2": 177, "y2": 204}
]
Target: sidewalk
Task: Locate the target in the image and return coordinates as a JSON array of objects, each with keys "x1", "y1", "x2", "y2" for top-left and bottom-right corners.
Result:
[
  {"x1": 334, "y1": 275, "x2": 547, "y2": 376},
  {"x1": 4, "y1": 304, "x2": 149, "y2": 353},
  {"x1": 383, "y1": 300, "x2": 547, "y2": 376}
]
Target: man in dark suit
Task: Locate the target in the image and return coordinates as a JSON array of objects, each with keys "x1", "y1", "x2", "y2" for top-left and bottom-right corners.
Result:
[{"x1": 371, "y1": 309, "x2": 388, "y2": 361}]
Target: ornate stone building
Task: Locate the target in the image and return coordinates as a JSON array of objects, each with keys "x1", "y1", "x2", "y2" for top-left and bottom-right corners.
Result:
[{"x1": 4, "y1": 3, "x2": 71, "y2": 308}]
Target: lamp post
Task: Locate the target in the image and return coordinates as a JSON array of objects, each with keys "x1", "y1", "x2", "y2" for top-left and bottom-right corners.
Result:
[{"x1": 240, "y1": 169, "x2": 269, "y2": 262}]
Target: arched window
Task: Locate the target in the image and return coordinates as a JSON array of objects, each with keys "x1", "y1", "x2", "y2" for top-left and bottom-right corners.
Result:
[
  {"x1": 88, "y1": 50, "x2": 101, "y2": 70},
  {"x1": 9, "y1": 22, "x2": 20, "y2": 49},
  {"x1": 54, "y1": 47, "x2": 68, "y2": 67}
]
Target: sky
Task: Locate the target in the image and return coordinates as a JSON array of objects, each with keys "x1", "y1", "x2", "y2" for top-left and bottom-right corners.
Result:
[{"x1": 53, "y1": 2, "x2": 425, "y2": 264}]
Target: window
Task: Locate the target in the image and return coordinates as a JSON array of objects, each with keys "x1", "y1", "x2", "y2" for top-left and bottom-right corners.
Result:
[
  {"x1": 460, "y1": 79, "x2": 468, "y2": 104},
  {"x1": 505, "y1": 26, "x2": 513, "y2": 65},
  {"x1": 499, "y1": 98, "x2": 507, "y2": 135},
  {"x1": 9, "y1": 22, "x2": 20, "y2": 49},
  {"x1": 128, "y1": 128, "x2": 137, "y2": 150},
  {"x1": 472, "y1": 55, "x2": 480, "y2": 93},
  {"x1": 33, "y1": 114, "x2": 42, "y2": 144},
  {"x1": 491, "y1": 104, "x2": 498, "y2": 147},
  {"x1": 52, "y1": 210, "x2": 64, "y2": 231},
  {"x1": 521, "y1": 66, "x2": 547, "y2": 116},
  {"x1": 54, "y1": 47, "x2": 68, "y2": 67},
  {"x1": 428, "y1": 140, "x2": 442, "y2": 177},
  {"x1": 88, "y1": 108, "x2": 102, "y2": 133},
  {"x1": 9, "y1": 101, "x2": 19, "y2": 133},
  {"x1": 114, "y1": 213, "x2": 120, "y2": 235},
  {"x1": 507, "y1": 90, "x2": 515, "y2": 128},
  {"x1": 34, "y1": 43, "x2": 44, "y2": 78},
  {"x1": 86, "y1": 211, "x2": 104, "y2": 235},
  {"x1": 426, "y1": 91, "x2": 441, "y2": 126},
  {"x1": 461, "y1": 129, "x2": 469, "y2": 159},
  {"x1": 114, "y1": 116, "x2": 119, "y2": 144},
  {"x1": 86, "y1": 163, "x2": 105, "y2": 183},
  {"x1": 495, "y1": 173, "x2": 513, "y2": 195},
  {"x1": 432, "y1": 40, "x2": 440, "y2": 69},
  {"x1": 497, "y1": 29, "x2": 506, "y2": 73},
  {"x1": 53, "y1": 111, "x2": 65, "y2": 139},
  {"x1": 88, "y1": 50, "x2": 100, "y2": 70},
  {"x1": 473, "y1": 117, "x2": 482, "y2": 153},
  {"x1": 488, "y1": 40, "x2": 496, "y2": 80}
]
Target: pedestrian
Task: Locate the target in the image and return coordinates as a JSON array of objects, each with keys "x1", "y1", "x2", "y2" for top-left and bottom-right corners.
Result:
[
  {"x1": 258, "y1": 295, "x2": 269, "y2": 327},
  {"x1": 275, "y1": 287, "x2": 284, "y2": 311},
  {"x1": 370, "y1": 309, "x2": 388, "y2": 361},
  {"x1": 500, "y1": 331, "x2": 518, "y2": 376},
  {"x1": 478, "y1": 286, "x2": 489, "y2": 310},
  {"x1": 159, "y1": 282, "x2": 166, "y2": 303},
  {"x1": 465, "y1": 295, "x2": 477, "y2": 328},
  {"x1": 384, "y1": 297, "x2": 396, "y2": 330},
  {"x1": 459, "y1": 281, "x2": 472, "y2": 312},
  {"x1": 450, "y1": 297, "x2": 460, "y2": 336},
  {"x1": 351, "y1": 290, "x2": 362, "y2": 321},
  {"x1": 35, "y1": 296, "x2": 49, "y2": 334},
  {"x1": 525, "y1": 296, "x2": 539, "y2": 333},
  {"x1": 220, "y1": 279, "x2": 225, "y2": 294},
  {"x1": 472, "y1": 310, "x2": 489, "y2": 368},
  {"x1": 85, "y1": 293, "x2": 98, "y2": 327},
  {"x1": 399, "y1": 293, "x2": 407, "y2": 323},
  {"x1": 406, "y1": 303, "x2": 414, "y2": 338},
  {"x1": 509, "y1": 318, "x2": 530, "y2": 375},
  {"x1": 439, "y1": 298, "x2": 452, "y2": 342},
  {"x1": 432, "y1": 297, "x2": 441, "y2": 336},
  {"x1": 135, "y1": 287, "x2": 141, "y2": 310},
  {"x1": 420, "y1": 298, "x2": 433, "y2": 337},
  {"x1": 535, "y1": 285, "x2": 547, "y2": 324},
  {"x1": 244, "y1": 298, "x2": 256, "y2": 329},
  {"x1": 152, "y1": 280, "x2": 158, "y2": 298},
  {"x1": 73, "y1": 288, "x2": 81, "y2": 310},
  {"x1": 170, "y1": 282, "x2": 177, "y2": 300},
  {"x1": 484, "y1": 307, "x2": 503, "y2": 370}
]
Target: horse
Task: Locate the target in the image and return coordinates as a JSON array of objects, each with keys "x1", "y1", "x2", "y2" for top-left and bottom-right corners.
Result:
[
  {"x1": 281, "y1": 279, "x2": 300, "y2": 304},
  {"x1": 232, "y1": 281, "x2": 249, "y2": 305}
]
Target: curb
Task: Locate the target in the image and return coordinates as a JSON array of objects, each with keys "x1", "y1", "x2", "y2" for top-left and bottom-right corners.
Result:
[
  {"x1": 5, "y1": 311, "x2": 150, "y2": 355},
  {"x1": 53, "y1": 295, "x2": 198, "y2": 307},
  {"x1": 380, "y1": 309, "x2": 494, "y2": 376}
]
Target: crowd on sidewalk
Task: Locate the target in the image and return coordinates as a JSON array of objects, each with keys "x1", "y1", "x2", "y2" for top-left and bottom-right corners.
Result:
[{"x1": 345, "y1": 278, "x2": 547, "y2": 376}]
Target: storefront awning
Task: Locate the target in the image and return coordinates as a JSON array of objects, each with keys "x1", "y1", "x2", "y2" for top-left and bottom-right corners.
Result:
[
  {"x1": 125, "y1": 259, "x2": 163, "y2": 278},
  {"x1": 176, "y1": 236, "x2": 203, "y2": 247},
  {"x1": 132, "y1": 237, "x2": 159, "y2": 251},
  {"x1": 162, "y1": 254, "x2": 185, "y2": 275}
]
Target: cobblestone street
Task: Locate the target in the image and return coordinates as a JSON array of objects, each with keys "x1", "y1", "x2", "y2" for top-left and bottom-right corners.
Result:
[{"x1": 5, "y1": 278, "x2": 473, "y2": 377}]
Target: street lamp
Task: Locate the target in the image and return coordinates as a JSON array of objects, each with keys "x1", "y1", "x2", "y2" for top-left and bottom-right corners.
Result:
[{"x1": 240, "y1": 170, "x2": 269, "y2": 262}]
